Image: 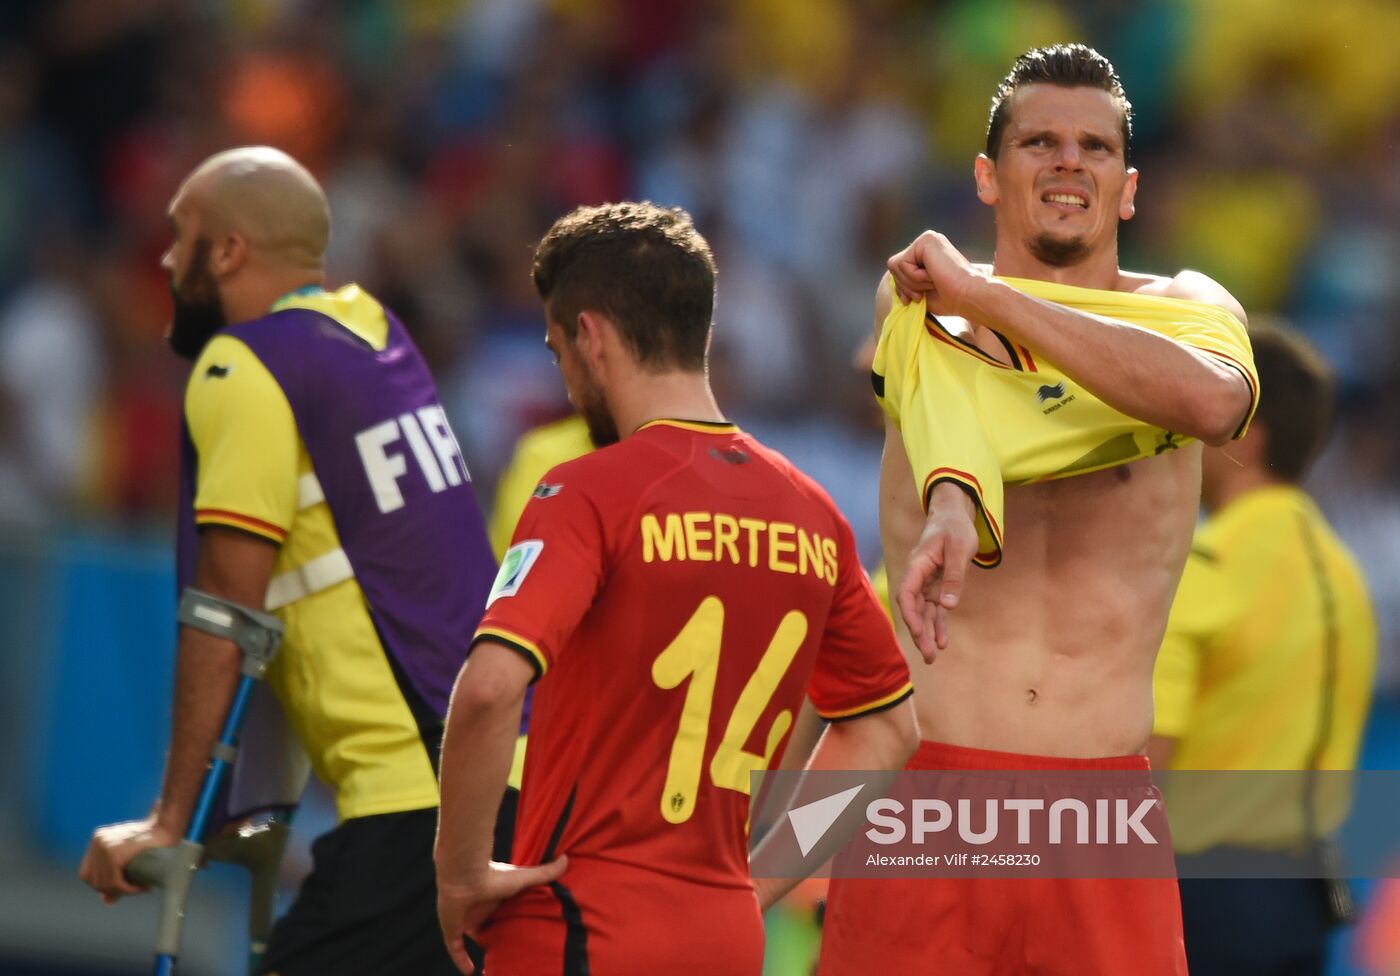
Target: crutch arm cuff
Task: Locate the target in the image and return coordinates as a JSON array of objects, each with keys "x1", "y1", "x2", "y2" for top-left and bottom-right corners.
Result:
[{"x1": 178, "y1": 588, "x2": 285, "y2": 678}]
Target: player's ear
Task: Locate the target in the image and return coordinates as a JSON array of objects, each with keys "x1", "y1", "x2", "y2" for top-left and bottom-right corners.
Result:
[
  {"x1": 1119, "y1": 168, "x2": 1139, "y2": 221},
  {"x1": 575, "y1": 310, "x2": 608, "y2": 369},
  {"x1": 209, "y1": 231, "x2": 249, "y2": 279},
  {"x1": 975, "y1": 155, "x2": 998, "y2": 205}
]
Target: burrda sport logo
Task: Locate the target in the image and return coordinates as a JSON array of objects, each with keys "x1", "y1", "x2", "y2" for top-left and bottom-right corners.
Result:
[{"x1": 1037, "y1": 381, "x2": 1077, "y2": 416}]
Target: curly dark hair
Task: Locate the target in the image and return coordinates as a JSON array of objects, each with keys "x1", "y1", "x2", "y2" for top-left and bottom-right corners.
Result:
[{"x1": 532, "y1": 201, "x2": 717, "y2": 372}]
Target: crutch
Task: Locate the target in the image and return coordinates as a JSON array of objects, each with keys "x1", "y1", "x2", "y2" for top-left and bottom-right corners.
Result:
[
  {"x1": 202, "y1": 811, "x2": 295, "y2": 973},
  {"x1": 126, "y1": 588, "x2": 286, "y2": 976}
]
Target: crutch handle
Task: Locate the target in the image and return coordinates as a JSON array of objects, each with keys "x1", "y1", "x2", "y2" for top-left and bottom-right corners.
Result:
[
  {"x1": 129, "y1": 589, "x2": 288, "y2": 973},
  {"x1": 126, "y1": 841, "x2": 203, "y2": 958}
]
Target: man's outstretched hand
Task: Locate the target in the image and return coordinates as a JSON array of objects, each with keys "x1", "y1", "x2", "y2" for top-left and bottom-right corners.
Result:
[
  {"x1": 438, "y1": 856, "x2": 569, "y2": 974},
  {"x1": 79, "y1": 817, "x2": 179, "y2": 905},
  {"x1": 897, "y1": 484, "x2": 979, "y2": 662}
]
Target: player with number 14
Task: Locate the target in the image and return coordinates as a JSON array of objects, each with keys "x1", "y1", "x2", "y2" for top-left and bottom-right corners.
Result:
[{"x1": 432, "y1": 202, "x2": 918, "y2": 975}]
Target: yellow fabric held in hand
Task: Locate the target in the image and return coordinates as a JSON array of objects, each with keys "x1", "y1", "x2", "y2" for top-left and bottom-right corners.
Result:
[{"x1": 874, "y1": 275, "x2": 1257, "y2": 568}]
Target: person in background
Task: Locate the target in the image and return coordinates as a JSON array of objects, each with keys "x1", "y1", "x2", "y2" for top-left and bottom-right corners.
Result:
[
  {"x1": 78, "y1": 147, "x2": 506, "y2": 975},
  {"x1": 488, "y1": 413, "x2": 593, "y2": 560},
  {"x1": 1150, "y1": 321, "x2": 1378, "y2": 976},
  {"x1": 485, "y1": 415, "x2": 595, "y2": 812}
]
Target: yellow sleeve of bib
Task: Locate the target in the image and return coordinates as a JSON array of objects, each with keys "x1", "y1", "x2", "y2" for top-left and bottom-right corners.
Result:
[{"x1": 185, "y1": 334, "x2": 300, "y2": 544}]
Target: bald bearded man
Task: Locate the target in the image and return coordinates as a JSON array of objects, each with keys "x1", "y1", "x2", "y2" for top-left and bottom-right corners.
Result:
[{"x1": 79, "y1": 148, "x2": 503, "y2": 975}]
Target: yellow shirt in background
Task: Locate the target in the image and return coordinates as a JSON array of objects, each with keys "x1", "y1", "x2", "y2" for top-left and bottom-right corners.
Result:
[
  {"x1": 1153, "y1": 485, "x2": 1377, "y2": 851},
  {"x1": 486, "y1": 412, "x2": 593, "y2": 786},
  {"x1": 488, "y1": 413, "x2": 594, "y2": 559}
]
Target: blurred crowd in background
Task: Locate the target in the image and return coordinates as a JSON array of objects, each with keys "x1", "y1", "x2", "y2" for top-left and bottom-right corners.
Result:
[
  {"x1": 1, "y1": 1, "x2": 1399, "y2": 973},
  {"x1": 2, "y1": 1, "x2": 1399, "y2": 660}
]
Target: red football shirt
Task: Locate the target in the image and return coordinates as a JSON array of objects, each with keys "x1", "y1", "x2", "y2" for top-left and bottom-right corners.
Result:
[{"x1": 476, "y1": 419, "x2": 911, "y2": 890}]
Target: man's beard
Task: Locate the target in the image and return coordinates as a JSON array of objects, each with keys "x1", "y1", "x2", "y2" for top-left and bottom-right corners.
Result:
[
  {"x1": 167, "y1": 239, "x2": 227, "y2": 361},
  {"x1": 574, "y1": 366, "x2": 620, "y2": 448},
  {"x1": 1027, "y1": 231, "x2": 1091, "y2": 268}
]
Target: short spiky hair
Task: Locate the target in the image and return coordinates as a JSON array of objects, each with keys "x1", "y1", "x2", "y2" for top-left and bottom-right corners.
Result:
[
  {"x1": 985, "y1": 44, "x2": 1133, "y2": 162},
  {"x1": 532, "y1": 202, "x2": 716, "y2": 371},
  {"x1": 1248, "y1": 321, "x2": 1337, "y2": 482}
]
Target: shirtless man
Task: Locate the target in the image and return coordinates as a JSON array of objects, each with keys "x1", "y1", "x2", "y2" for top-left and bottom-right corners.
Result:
[{"x1": 818, "y1": 44, "x2": 1255, "y2": 976}]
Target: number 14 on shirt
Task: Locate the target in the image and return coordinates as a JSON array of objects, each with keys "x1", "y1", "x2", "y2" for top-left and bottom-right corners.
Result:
[{"x1": 651, "y1": 596, "x2": 807, "y2": 824}]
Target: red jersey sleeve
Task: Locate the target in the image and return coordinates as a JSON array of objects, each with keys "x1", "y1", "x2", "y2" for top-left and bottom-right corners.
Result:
[
  {"x1": 472, "y1": 472, "x2": 606, "y2": 680},
  {"x1": 807, "y1": 517, "x2": 913, "y2": 721}
]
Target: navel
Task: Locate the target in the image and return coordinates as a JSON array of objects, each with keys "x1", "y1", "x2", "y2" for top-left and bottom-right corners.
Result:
[{"x1": 1026, "y1": 688, "x2": 1039, "y2": 704}]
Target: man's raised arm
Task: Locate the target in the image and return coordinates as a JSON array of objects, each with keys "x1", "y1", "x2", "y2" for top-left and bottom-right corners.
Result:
[{"x1": 888, "y1": 231, "x2": 1252, "y2": 446}]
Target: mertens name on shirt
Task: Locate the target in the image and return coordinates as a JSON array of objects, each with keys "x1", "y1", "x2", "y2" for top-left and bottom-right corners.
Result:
[{"x1": 640, "y1": 512, "x2": 837, "y2": 585}]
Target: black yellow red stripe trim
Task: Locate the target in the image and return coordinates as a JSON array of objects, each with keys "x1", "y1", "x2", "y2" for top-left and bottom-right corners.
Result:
[
  {"x1": 1185, "y1": 345, "x2": 1259, "y2": 440},
  {"x1": 637, "y1": 418, "x2": 739, "y2": 435},
  {"x1": 820, "y1": 683, "x2": 914, "y2": 722},
  {"x1": 920, "y1": 467, "x2": 1003, "y2": 568},
  {"x1": 993, "y1": 331, "x2": 1024, "y2": 370},
  {"x1": 1018, "y1": 345, "x2": 1038, "y2": 372},
  {"x1": 195, "y1": 509, "x2": 288, "y2": 543},
  {"x1": 925, "y1": 314, "x2": 1007, "y2": 369},
  {"x1": 924, "y1": 313, "x2": 1026, "y2": 371},
  {"x1": 472, "y1": 627, "x2": 550, "y2": 680}
]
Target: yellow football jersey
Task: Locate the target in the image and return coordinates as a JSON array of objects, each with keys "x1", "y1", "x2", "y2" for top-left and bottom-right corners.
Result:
[
  {"x1": 1153, "y1": 486, "x2": 1376, "y2": 852},
  {"x1": 874, "y1": 276, "x2": 1257, "y2": 566}
]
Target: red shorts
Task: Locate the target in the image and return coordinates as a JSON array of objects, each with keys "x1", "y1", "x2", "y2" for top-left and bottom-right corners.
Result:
[
  {"x1": 481, "y1": 856, "x2": 763, "y2": 975},
  {"x1": 818, "y1": 740, "x2": 1186, "y2": 976}
]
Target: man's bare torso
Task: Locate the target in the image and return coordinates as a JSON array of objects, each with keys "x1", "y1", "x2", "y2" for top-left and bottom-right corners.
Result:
[{"x1": 882, "y1": 270, "x2": 1210, "y2": 758}]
